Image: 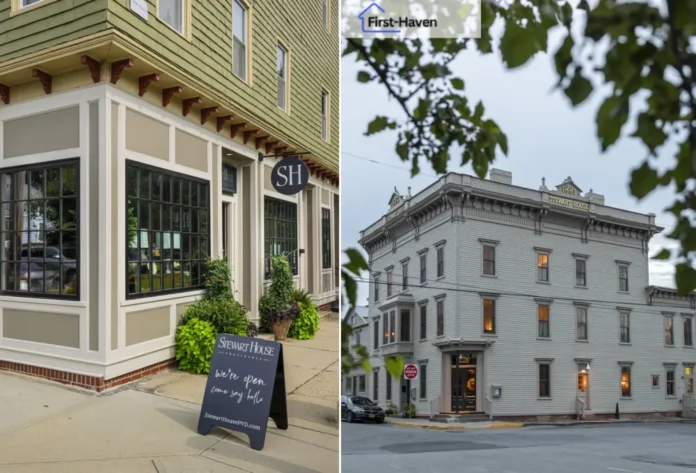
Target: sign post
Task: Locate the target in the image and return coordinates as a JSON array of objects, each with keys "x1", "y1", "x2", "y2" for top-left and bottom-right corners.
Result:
[
  {"x1": 198, "y1": 334, "x2": 288, "y2": 451},
  {"x1": 404, "y1": 364, "x2": 418, "y2": 419}
]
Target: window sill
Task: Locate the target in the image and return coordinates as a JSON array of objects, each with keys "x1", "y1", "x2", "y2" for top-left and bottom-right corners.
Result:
[
  {"x1": 536, "y1": 280, "x2": 551, "y2": 285},
  {"x1": 435, "y1": 335, "x2": 446, "y2": 339},
  {"x1": 481, "y1": 274, "x2": 497, "y2": 278},
  {"x1": 617, "y1": 291, "x2": 630, "y2": 295},
  {"x1": 419, "y1": 282, "x2": 428, "y2": 287},
  {"x1": 537, "y1": 397, "x2": 553, "y2": 401},
  {"x1": 574, "y1": 285, "x2": 588, "y2": 290},
  {"x1": 122, "y1": 290, "x2": 204, "y2": 306},
  {"x1": 419, "y1": 338, "x2": 428, "y2": 342},
  {"x1": 482, "y1": 333, "x2": 497, "y2": 337},
  {"x1": 684, "y1": 345, "x2": 694, "y2": 349},
  {"x1": 620, "y1": 397, "x2": 633, "y2": 401},
  {"x1": 10, "y1": 0, "x2": 60, "y2": 16},
  {"x1": 666, "y1": 396, "x2": 678, "y2": 400},
  {"x1": 664, "y1": 345, "x2": 675, "y2": 348},
  {"x1": 619, "y1": 342, "x2": 631, "y2": 346},
  {"x1": 0, "y1": 295, "x2": 86, "y2": 308},
  {"x1": 436, "y1": 276, "x2": 445, "y2": 281},
  {"x1": 536, "y1": 337, "x2": 552, "y2": 341},
  {"x1": 576, "y1": 339, "x2": 589, "y2": 343}
]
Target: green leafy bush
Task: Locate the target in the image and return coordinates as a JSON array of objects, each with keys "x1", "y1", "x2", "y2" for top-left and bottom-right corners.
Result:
[
  {"x1": 259, "y1": 256, "x2": 299, "y2": 331},
  {"x1": 180, "y1": 299, "x2": 248, "y2": 336},
  {"x1": 288, "y1": 301, "x2": 319, "y2": 340},
  {"x1": 291, "y1": 288, "x2": 313, "y2": 306},
  {"x1": 175, "y1": 318, "x2": 216, "y2": 375},
  {"x1": 385, "y1": 402, "x2": 398, "y2": 416},
  {"x1": 203, "y1": 258, "x2": 235, "y2": 302}
]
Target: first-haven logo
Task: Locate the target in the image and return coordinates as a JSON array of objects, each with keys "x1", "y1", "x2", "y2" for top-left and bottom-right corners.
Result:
[
  {"x1": 342, "y1": 0, "x2": 481, "y2": 40},
  {"x1": 359, "y1": 2, "x2": 437, "y2": 34},
  {"x1": 218, "y1": 336, "x2": 275, "y2": 357}
]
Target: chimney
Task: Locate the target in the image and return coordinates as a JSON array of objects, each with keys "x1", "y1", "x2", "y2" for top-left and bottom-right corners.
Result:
[
  {"x1": 489, "y1": 168, "x2": 512, "y2": 185},
  {"x1": 584, "y1": 188, "x2": 605, "y2": 206}
]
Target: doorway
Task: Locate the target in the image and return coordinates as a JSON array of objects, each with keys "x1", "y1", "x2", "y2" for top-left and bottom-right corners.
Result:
[
  {"x1": 685, "y1": 365, "x2": 694, "y2": 395},
  {"x1": 577, "y1": 363, "x2": 590, "y2": 409},
  {"x1": 221, "y1": 199, "x2": 237, "y2": 298},
  {"x1": 451, "y1": 353, "x2": 477, "y2": 413}
]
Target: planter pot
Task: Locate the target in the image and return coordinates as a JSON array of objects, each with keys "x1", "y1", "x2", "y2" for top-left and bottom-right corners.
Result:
[{"x1": 271, "y1": 319, "x2": 293, "y2": 341}]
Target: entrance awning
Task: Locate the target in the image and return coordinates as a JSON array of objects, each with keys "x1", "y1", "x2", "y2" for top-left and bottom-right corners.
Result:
[{"x1": 432, "y1": 338, "x2": 494, "y2": 351}]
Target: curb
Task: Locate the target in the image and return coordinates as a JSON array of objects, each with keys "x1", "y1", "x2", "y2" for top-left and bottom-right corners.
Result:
[
  {"x1": 524, "y1": 419, "x2": 696, "y2": 427},
  {"x1": 387, "y1": 420, "x2": 524, "y2": 430}
]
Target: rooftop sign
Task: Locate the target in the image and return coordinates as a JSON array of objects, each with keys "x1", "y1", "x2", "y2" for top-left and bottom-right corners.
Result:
[{"x1": 548, "y1": 195, "x2": 589, "y2": 211}]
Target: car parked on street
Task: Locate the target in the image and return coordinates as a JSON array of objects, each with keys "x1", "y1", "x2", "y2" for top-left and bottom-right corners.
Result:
[{"x1": 340, "y1": 395, "x2": 385, "y2": 424}]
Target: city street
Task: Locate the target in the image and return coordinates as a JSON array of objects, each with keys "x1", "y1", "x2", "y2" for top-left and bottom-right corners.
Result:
[{"x1": 342, "y1": 421, "x2": 696, "y2": 473}]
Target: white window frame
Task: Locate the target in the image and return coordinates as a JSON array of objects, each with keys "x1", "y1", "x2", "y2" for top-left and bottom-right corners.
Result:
[
  {"x1": 536, "y1": 358, "x2": 554, "y2": 399},
  {"x1": 683, "y1": 314, "x2": 693, "y2": 347},
  {"x1": 277, "y1": 45, "x2": 288, "y2": 111},
  {"x1": 158, "y1": 0, "x2": 186, "y2": 36},
  {"x1": 232, "y1": 0, "x2": 248, "y2": 81},
  {"x1": 573, "y1": 253, "x2": 589, "y2": 288},
  {"x1": 535, "y1": 247, "x2": 552, "y2": 283},
  {"x1": 575, "y1": 303, "x2": 589, "y2": 342},
  {"x1": 536, "y1": 299, "x2": 552, "y2": 339},
  {"x1": 21, "y1": 0, "x2": 43, "y2": 7},
  {"x1": 435, "y1": 240, "x2": 446, "y2": 279},
  {"x1": 616, "y1": 260, "x2": 630, "y2": 293},
  {"x1": 664, "y1": 312, "x2": 675, "y2": 346},
  {"x1": 321, "y1": 90, "x2": 329, "y2": 141},
  {"x1": 665, "y1": 363, "x2": 677, "y2": 398},
  {"x1": 479, "y1": 238, "x2": 499, "y2": 277},
  {"x1": 619, "y1": 308, "x2": 631, "y2": 344}
]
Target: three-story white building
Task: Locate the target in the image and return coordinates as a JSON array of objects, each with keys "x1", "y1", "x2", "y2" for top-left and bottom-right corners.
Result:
[{"x1": 345, "y1": 170, "x2": 696, "y2": 421}]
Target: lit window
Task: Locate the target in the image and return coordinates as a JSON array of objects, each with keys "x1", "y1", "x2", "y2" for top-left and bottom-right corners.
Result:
[
  {"x1": 538, "y1": 304, "x2": 550, "y2": 338},
  {"x1": 621, "y1": 366, "x2": 631, "y2": 398},
  {"x1": 159, "y1": 0, "x2": 185, "y2": 34},
  {"x1": 483, "y1": 299, "x2": 495, "y2": 334},
  {"x1": 277, "y1": 45, "x2": 288, "y2": 111},
  {"x1": 233, "y1": 0, "x2": 248, "y2": 80},
  {"x1": 537, "y1": 253, "x2": 549, "y2": 282},
  {"x1": 389, "y1": 310, "x2": 395, "y2": 343}
]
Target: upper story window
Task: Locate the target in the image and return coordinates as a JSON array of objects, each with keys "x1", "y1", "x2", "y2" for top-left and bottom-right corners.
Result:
[
  {"x1": 159, "y1": 0, "x2": 186, "y2": 35},
  {"x1": 620, "y1": 311, "x2": 630, "y2": 344},
  {"x1": 436, "y1": 296, "x2": 445, "y2": 336},
  {"x1": 21, "y1": 0, "x2": 43, "y2": 7},
  {"x1": 233, "y1": 0, "x2": 248, "y2": 81},
  {"x1": 664, "y1": 314, "x2": 674, "y2": 346},
  {"x1": 401, "y1": 260, "x2": 409, "y2": 290},
  {"x1": 419, "y1": 250, "x2": 427, "y2": 284},
  {"x1": 355, "y1": 329, "x2": 361, "y2": 346},
  {"x1": 483, "y1": 297, "x2": 496, "y2": 334},
  {"x1": 277, "y1": 45, "x2": 288, "y2": 111},
  {"x1": 386, "y1": 268, "x2": 393, "y2": 298},
  {"x1": 126, "y1": 162, "x2": 210, "y2": 298},
  {"x1": 373, "y1": 319, "x2": 379, "y2": 350},
  {"x1": 684, "y1": 315, "x2": 693, "y2": 347},
  {"x1": 374, "y1": 276, "x2": 379, "y2": 302},
  {"x1": 1, "y1": 161, "x2": 79, "y2": 299},
  {"x1": 419, "y1": 303, "x2": 427, "y2": 339},
  {"x1": 321, "y1": 91, "x2": 329, "y2": 141},
  {"x1": 535, "y1": 248, "x2": 551, "y2": 282},
  {"x1": 537, "y1": 303, "x2": 550, "y2": 338},
  {"x1": 435, "y1": 241, "x2": 445, "y2": 278},
  {"x1": 576, "y1": 305, "x2": 588, "y2": 341},
  {"x1": 617, "y1": 260, "x2": 630, "y2": 292},
  {"x1": 573, "y1": 254, "x2": 588, "y2": 287},
  {"x1": 483, "y1": 245, "x2": 495, "y2": 275},
  {"x1": 322, "y1": 0, "x2": 329, "y2": 27}
]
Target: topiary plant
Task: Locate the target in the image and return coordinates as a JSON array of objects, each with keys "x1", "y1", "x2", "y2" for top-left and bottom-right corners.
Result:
[
  {"x1": 203, "y1": 258, "x2": 235, "y2": 302},
  {"x1": 288, "y1": 301, "x2": 319, "y2": 340},
  {"x1": 259, "y1": 256, "x2": 299, "y2": 329},
  {"x1": 175, "y1": 318, "x2": 216, "y2": 375}
]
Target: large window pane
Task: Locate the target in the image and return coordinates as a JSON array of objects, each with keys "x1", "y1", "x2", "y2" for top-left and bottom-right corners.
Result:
[
  {"x1": 126, "y1": 161, "x2": 208, "y2": 299},
  {"x1": 264, "y1": 197, "x2": 298, "y2": 279},
  {"x1": 0, "y1": 161, "x2": 79, "y2": 298},
  {"x1": 322, "y1": 208, "x2": 331, "y2": 269}
]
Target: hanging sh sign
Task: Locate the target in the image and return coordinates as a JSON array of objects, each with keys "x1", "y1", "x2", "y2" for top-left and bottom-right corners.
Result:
[{"x1": 270, "y1": 157, "x2": 310, "y2": 196}]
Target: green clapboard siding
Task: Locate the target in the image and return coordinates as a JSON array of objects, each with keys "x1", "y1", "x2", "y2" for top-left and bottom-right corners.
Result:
[
  {"x1": 0, "y1": 0, "x2": 109, "y2": 61},
  {"x1": 0, "y1": 0, "x2": 339, "y2": 168}
]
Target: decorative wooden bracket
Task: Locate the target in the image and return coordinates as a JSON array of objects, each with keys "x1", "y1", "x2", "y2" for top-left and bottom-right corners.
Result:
[
  {"x1": 275, "y1": 146, "x2": 288, "y2": 155},
  {"x1": 81, "y1": 55, "x2": 101, "y2": 83},
  {"x1": 201, "y1": 106, "x2": 218, "y2": 125},
  {"x1": 255, "y1": 135, "x2": 270, "y2": 149},
  {"x1": 0, "y1": 84, "x2": 9, "y2": 105},
  {"x1": 111, "y1": 59, "x2": 133, "y2": 84},
  {"x1": 230, "y1": 122, "x2": 246, "y2": 139},
  {"x1": 32, "y1": 69, "x2": 52, "y2": 95},
  {"x1": 182, "y1": 97, "x2": 202, "y2": 117},
  {"x1": 243, "y1": 129, "x2": 258, "y2": 145},
  {"x1": 216, "y1": 115, "x2": 233, "y2": 132},
  {"x1": 138, "y1": 74, "x2": 160, "y2": 97},
  {"x1": 162, "y1": 86, "x2": 182, "y2": 107},
  {"x1": 265, "y1": 141, "x2": 279, "y2": 154}
]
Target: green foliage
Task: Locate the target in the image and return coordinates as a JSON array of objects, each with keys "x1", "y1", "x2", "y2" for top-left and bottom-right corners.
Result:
[
  {"x1": 288, "y1": 301, "x2": 320, "y2": 340},
  {"x1": 175, "y1": 318, "x2": 216, "y2": 375},
  {"x1": 403, "y1": 404, "x2": 417, "y2": 418},
  {"x1": 385, "y1": 402, "x2": 398, "y2": 416},
  {"x1": 259, "y1": 256, "x2": 299, "y2": 328},
  {"x1": 343, "y1": 0, "x2": 696, "y2": 300},
  {"x1": 291, "y1": 288, "x2": 314, "y2": 307},
  {"x1": 203, "y1": 258, "x2": 235, "y2": 302},
  {"x1": 180, "y1": 299, "x2": 248, "y2": 336}
]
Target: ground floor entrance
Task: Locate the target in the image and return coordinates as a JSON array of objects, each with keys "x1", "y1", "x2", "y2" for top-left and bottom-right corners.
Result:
[{"x1": 441, "y1": 349, "x2": 485, "y2": 413}]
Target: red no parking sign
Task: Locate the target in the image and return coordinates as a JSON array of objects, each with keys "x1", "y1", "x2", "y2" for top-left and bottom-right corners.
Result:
[{"x1": 404, "y1": 364, "x2": 418, "y2": 380}]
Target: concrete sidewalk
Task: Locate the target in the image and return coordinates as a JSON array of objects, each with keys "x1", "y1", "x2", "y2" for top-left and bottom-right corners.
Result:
[{"x1": 0, "y1": 315, "x2": 339, "y2": 473}]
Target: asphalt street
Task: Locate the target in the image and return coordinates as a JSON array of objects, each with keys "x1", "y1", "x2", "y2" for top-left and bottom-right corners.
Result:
[{"x1": 342, "y1": 421, "x2": 696, "y2": 473}]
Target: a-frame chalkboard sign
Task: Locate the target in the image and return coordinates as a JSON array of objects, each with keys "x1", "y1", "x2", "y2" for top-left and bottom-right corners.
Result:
[{"x1": 197, "y1": 334, "x2": 288, "y2": 450}]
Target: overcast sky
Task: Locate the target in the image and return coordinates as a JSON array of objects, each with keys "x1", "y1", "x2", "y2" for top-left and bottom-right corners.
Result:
[{"x1": 340, "y1": 38, "x2": 681, "y2": 307}]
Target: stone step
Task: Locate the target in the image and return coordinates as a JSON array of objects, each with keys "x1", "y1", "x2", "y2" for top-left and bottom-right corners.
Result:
[{"x1": 430, "y1": 413, "x2": 491, "y2": 423}]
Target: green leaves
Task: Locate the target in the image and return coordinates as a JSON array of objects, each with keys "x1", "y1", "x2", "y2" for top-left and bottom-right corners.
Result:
[
  {"x1": 633, "y1": 113, "x2": 667, "y2": 153},
  {"x1": 175, "y1": 318, "x2": 217, "y2": 375},
  {"x1": 652, "y1": 249, "x2": 671, "y2": 260},
  {"x1": 675, "y1": 263, "x2": 696, "y2": 294},
  {"x1": 596, "y1": 96, "x2": 629, "y2": 150},
  {"x1": 564, "y1": 74, "x2": 593, "y2": 106},
  {"x1": 365, "y1": 116, "x2": 396, "y2": 136},
  {"x1": 629, "y1": 161, "x2": 659, "y2": 200},
  {"x1": 500, "y1": 19, "x2": 546, "y2": 69},
  {"x1": 450, "y1": 78, "x2": 465, "y2": 90},
  {"x1": 357, "y1": 71, "x2": 371, "y2": 83},
  {"x1": 384, "y1": 356, "x2": 404, "y2": 380},
  {"x1": 413, "y1": 99, "x2": 430, "y2": 121}
]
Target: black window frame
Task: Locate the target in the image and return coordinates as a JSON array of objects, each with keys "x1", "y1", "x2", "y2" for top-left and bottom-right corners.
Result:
[
  {"x1": 373, "y1": 319, "x2": 379, "y2": 350},
  {"x1": 373, "y1": 370, "x2": 379, "y2": 401},
  {"x1": 436, "y1": 246, "x2": 444, "y2": 278},
  {"x1": 483, "y1": 245, "x2": 495, "y2": 276},
  {"x1": 125, "y1": 160, "x2": 210, "y2": 300},
  {"x1": 264, "y1": 196, "x2": 298, "y2": 279},
  {"x1": 575, "y1": 259, "x2": 586, "y2": 286},
  {"x1": 386, "y1": 371, "x2": 392, "y2": 401},
  {"x1": 321, "y1": 207, "x2": 331, "y2": 269},
  {"x1": 436, "y1": 299, "x2": 444, "y2": 336},
  {"x1": 539, "y1": 363, "x2": 551, "y2": 398},
  {"x1": 420, "y1": 304, "x2": 427, "y2": 340},
  {"x1": 419, "y1": 364, "x2": 427, "y2": 400},
  {"x1": 685, "y1": 316, "x2": 693, "y2": 347},
  {"x1": 0, "y1": 158, "x2": 81, "y2": 300}
]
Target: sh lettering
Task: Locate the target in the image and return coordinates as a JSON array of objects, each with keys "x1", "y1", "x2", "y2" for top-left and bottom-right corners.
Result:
[{"x1": 276, "y1": 165, "x2": 302, "y2": 187}]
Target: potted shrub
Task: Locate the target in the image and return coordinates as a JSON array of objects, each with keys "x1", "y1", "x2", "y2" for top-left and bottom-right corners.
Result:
[{"x1": 259, "y1": 256, "x2": 300, "y2": 341}]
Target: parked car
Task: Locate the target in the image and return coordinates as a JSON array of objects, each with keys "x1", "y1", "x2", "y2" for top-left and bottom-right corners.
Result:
[
  {"x1": 18, "y1": 261, "x2": 48, "y2": 292},
  {"x1": 340, "y1": 395, "x2": 385, "y2": 424},
  {"x1": 21, "y1": 246, "x2": 76, "y2": 288}
]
